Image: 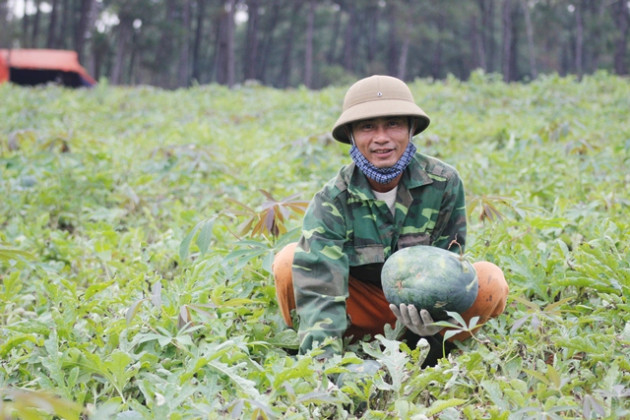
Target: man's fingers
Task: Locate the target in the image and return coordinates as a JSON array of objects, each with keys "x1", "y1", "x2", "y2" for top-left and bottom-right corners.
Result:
[
  {"x1": 389, "y1": 304, "x2": 401, "y2": 318},
  {"x1": 419, "y1": 309, "x2": 435, "y2": 325},
  {"x1": 408, "y1": 305, "x2": 422, "y2": 326},
  {"x1": 399, "y1": 304, "x2": 411, "y2": 325}
]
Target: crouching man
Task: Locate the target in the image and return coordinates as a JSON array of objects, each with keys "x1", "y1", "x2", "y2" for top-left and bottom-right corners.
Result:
[{"x1": 273, "y1": 75, "x2": 508, "y2": 366}]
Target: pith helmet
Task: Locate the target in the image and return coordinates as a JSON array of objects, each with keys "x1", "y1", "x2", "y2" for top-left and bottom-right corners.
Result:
[{"x1": 332, "y1": 75, "x2": 430, "y2": 144}]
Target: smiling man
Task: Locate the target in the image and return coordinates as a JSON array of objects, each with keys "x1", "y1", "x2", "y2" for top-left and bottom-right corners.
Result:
[{"x1": 273, "y1": 75, "x2": 508, "y2": 366}]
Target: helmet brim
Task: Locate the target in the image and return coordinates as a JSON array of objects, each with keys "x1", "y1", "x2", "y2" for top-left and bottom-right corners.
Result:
[{"x1": 332, "y1": 98, "x2": 430, "y2": 143}]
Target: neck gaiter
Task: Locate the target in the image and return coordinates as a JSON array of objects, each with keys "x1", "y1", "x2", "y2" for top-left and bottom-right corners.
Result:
[{"x1": 349, "y1": 142, "x2": 417, "y2": 184}]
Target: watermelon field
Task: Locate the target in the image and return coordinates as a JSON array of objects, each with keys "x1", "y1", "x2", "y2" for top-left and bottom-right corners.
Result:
[{"x1": 1, "y1": 72, "x2": 629, "y2": 419}]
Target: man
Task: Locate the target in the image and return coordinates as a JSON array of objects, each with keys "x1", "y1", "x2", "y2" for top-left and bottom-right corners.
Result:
[{"x1": 273, "y1": 75, "x2": 508, "y2": 366}]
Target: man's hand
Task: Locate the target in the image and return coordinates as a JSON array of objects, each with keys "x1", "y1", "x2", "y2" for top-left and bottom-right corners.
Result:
[{"x1": 389, "y1": 303, "x2": 445, "y2": 336}]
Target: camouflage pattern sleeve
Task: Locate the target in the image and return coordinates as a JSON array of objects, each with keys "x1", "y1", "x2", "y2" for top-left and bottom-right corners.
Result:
[
  {"x1": 430, "y1": 166, "x2": 467, "y2": 253},
  {"x1": 292, "y1": 183, "x2": 350, "y2": 356}
]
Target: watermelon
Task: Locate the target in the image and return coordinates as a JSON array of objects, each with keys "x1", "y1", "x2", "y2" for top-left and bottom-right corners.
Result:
[{"x1": 381, "y1": 245, "x2": 479, "y2": 320}]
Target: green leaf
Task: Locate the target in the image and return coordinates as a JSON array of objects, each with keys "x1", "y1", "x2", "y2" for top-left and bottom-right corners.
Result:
[
  {"x1": 363, "y1": 336, "x2": 409, "y2": 395},
  {"x1": 84, "y1": 280, "x2": 115, "y2": 300},
  {"x1": 443, "y1": 329, "x2": 463, "y2": 342},
  {"x1": 480, "y1": 380, "x2": 509, "y2": 411},
  {"x1": 426, "y1": 398, "x2": 468, "y2": 416},
  {"x1": 0, "y1": 246, "x2": 34, "y2": 261},
  {"x1": 179, "y1": 222, "x2": 201, "y2": 261},
  {"x1": 273, "y1": 357, "x2": 314, "y2": 388},
  {"x1": 0, "y1": 334, "x2": 38, "y2": 358},
  {"x1": 196, "y1": 219, "x2": 214, "y2": 255},
  {"x1": 126, "y1": 298, "x2": 148, "y2": 325},
  {"x1": 105, "y1": 351, "x2": 134, "y2": 394},
  {"x1": 207, "y1": 360, "x2": 261, "y2": 400}
]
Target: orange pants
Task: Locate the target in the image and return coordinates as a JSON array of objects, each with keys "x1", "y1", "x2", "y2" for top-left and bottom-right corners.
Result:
[{"x1": 272, "y1": 242, "x2": 509, "y2": 341}]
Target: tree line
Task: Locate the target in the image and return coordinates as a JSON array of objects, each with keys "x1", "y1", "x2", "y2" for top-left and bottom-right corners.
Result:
[{"x1": 1, "y1": 0, "x2": 629, "y2": 89}]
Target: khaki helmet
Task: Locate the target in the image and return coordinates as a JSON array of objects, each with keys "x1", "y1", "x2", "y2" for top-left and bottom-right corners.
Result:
[{"x1": 332, "y1": 75, "x2": 430, "y2": 144}]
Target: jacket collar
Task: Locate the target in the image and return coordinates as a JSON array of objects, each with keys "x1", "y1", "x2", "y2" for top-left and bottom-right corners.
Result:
[{"x1": 339, "y1": 153, "x2": 434, "y2": 200}]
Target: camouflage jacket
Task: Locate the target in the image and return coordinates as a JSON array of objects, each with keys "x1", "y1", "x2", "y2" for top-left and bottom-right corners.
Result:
[{"x1": 292, "y1": 151, "x2": 467, "y2": 355}]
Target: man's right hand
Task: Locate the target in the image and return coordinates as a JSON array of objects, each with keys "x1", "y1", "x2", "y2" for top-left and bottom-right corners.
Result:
[{"x1": 389, "y1": 303, "x2": 445, "y2": 336}]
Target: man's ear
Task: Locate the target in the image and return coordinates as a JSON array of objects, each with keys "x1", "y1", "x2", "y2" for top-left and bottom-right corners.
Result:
[
  {"x1": 345, "y1": 125, "x2": 355, "y2": 145},
  {"x1": 408, "y1": 117, "x2": 416, "y2": 140}
]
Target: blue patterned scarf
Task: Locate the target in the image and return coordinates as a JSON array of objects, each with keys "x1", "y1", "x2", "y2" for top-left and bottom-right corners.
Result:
[{"x1": 349, "y1": 142, "x2": 417, "y2": 184}]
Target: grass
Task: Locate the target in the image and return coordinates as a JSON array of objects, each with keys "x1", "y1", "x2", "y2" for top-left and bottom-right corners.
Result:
[{"x1": 1, "y1": 71, "x2": 629, "y2": 419}]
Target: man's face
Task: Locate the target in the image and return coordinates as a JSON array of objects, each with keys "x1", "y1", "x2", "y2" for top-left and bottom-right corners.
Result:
[{"x1": 351, "y1": 117, "x2": 410, "y2": 168}]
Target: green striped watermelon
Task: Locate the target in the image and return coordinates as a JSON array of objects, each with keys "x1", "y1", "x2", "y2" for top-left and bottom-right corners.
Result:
[{"x1": 381, "y1": 245, "x2": 478, "y2": 320}]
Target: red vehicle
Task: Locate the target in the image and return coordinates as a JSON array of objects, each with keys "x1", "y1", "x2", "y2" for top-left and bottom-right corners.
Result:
[{"x1": 0, "y1": 49, "x2": 96, "y2": 87}]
